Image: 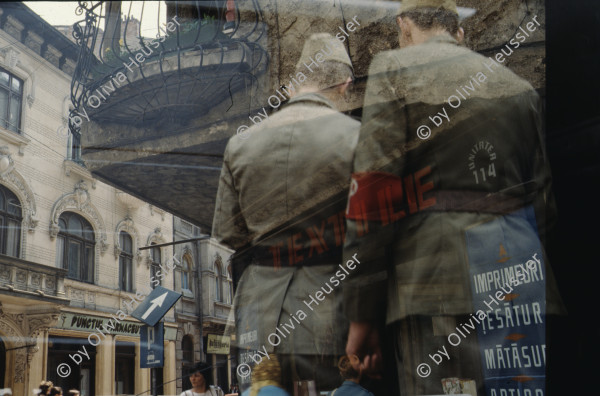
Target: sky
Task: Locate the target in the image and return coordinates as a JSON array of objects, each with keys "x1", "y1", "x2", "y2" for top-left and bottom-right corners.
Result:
[{"x1": 24, "y1": 1, "x2": 168, "y2": 36}]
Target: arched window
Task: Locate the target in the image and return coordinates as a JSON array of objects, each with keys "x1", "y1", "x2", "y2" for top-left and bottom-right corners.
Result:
[
  {"x1": 150, "y1": 243, "x2": 161, "y2": 289},
  {"x1": 119, "y1": 231, "x2": 133, "y2": 292},
  {"x1": 56, "y1": 212, "x2": 95, "y2": 283},
  {"x1": 0, "y1": 185, "x2": 22, "y2": 257},
  {"x1": 215, "y1": 262, "x2": 222, "y2": 302},
  {"x1": 182, "y1": 254, "x2": 192, "y2": 291}
]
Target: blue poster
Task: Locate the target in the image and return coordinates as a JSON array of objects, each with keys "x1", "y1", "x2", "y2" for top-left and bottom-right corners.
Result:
[{"x1": 465, "y1": 205, "x2": 546, "y2": 396}]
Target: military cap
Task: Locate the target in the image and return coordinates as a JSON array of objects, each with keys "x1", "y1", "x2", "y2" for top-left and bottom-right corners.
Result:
[
  {"x1": 399, "y1": 0, "x2": 458, "y2": 15},
  {"x1": 296, "y1": 32, "x2": 353, "y2": 70}
]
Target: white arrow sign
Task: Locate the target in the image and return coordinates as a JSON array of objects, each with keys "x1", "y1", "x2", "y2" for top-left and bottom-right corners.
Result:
[{"x1": 141, "y1": 292, "x2": 168, "y2": 320}]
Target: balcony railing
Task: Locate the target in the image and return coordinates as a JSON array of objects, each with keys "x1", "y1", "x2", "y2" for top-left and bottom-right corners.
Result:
[
  {"x1": 69, "y1": 1, "x2": 268, "y2": 135},
  {"x1": 0, "y1": 254, "x2": 68, "y2": 302}
]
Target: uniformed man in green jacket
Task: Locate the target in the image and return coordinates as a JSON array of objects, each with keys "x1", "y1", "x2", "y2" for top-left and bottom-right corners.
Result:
[
  {"x1": 212, "y1": 33, "x2": 360, "y2": 393},
  {"x1": 342, "y1": 1, "x2": 564, "y2": 395}
]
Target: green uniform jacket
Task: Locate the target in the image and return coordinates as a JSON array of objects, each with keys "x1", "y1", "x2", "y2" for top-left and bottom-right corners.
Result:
[
  {"x1": 212, "y1": 93, "x2": 359, "y2": 354},
  {"x1": 342, "y1": 34, "x2": 564, "y2": 325}
]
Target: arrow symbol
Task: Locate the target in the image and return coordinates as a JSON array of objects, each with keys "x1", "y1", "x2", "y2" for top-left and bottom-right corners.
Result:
[{"x1": 141, "y1": 292, "x2": 168, "y2": 320}]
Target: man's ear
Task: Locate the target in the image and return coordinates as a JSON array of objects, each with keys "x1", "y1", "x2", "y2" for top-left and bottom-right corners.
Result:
[
  {"x1": 456, "y1": 27, "x2": 465, "y2": 43},
  {"x1": 338, "y1": 76, "x2": 352, "y2": 95}
]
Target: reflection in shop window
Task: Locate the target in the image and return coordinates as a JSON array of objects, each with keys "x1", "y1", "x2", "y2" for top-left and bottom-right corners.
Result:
[
  {"x1": 0, "y1": 67, "x2": 23, "y2": 133},
  {"x1": 115, "y1": 341, "x2": 135, "y2": 395},
  {"x1": 119, "y1": 231, "x2": 134, "y2": 292},
  {"x1": 56, "y1": 212, "x2": 95, "y2": 283},
  {"x1": 0, "y1": 184, "x2": 22, "y2": 257},
  {"x1": 150, "y1": 242, "x2": 161, "y2": 289}
]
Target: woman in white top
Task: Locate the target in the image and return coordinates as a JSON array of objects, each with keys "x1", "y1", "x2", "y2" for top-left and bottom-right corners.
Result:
[{"x1": 180, "y1": 362, "x2": 224, "y2": 396}]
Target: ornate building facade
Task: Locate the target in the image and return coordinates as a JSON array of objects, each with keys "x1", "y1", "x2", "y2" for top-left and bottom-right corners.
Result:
[{"x1": 0, "y1": 4, "x2": 179, "y2": 396}]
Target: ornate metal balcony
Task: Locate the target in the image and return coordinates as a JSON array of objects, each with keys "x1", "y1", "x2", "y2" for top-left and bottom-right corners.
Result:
[{"x1": 69, "y1": 0, "x2": 268, "y2": 131}]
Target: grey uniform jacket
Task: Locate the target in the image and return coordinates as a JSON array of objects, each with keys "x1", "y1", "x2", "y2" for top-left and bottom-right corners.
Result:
[
  {"x1": 342, "y1": 34, "x2": 564, "y2": 325},
  {"x1": 212, "y1": 93, "x2": 359, "y2": 354}
]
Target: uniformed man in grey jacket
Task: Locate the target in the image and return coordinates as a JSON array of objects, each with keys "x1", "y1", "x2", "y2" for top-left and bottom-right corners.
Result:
[
  {"x1": 342, "y1": 1, "x2": 564, "y2": 395},
  {"x1": 212, "y1": 33, "x2": 360, "y2": 393}
]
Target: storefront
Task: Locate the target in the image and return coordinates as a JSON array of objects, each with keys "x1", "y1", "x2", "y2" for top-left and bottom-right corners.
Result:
[{"x1": 47, "y1": 311, "x2": 178, "y2": 396}]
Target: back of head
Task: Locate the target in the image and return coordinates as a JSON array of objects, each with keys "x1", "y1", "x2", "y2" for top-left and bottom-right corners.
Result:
[
  {"x1": 295, "y1": 33, "x2": 353, "y2": 92},
  {"x1": 398, "y1": 0, "x2": 459, "y2": 35},
  {"x1": 38, "y1": 381, "x2": 53, "y2": 396},
  {"x1": 337, "y1": 355, "x2": 360, "y2": 380},
  {"x1": 49, "y1": 387, "x2": 62, "y2": 396}
]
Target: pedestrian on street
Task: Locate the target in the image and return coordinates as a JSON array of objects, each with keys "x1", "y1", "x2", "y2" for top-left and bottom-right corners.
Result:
[
  {"x1": 181, "y1": 362, "x2": 224, "y2": 396},
  {"x1": 35, "y1": 381, "x2": 53, "y2": 396},
  {"x1": 327, "y1": 355, "x2": 373, "y2": 396}
]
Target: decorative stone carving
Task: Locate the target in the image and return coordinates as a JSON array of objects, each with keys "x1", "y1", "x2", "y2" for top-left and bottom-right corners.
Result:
[
  {"x1": 24, "y1": 31, "x2": 44, "y2": 55},
  {"x1": 114, "y1": 217, "x2": 142, "y2": 263},
  {"x1": 49, "y1": 180, "x2": 108, "y2": 256},
  {"x1": 0, "y1": 47, "x2": 20, "y2": 69},
  {"x1": 4, "y1": 16, "x2": 24, "y2": 42},
  {"x1": 43, "y1": 44, "x2": 62, "y2": 69},
  {"x1": 31, "y1": 274, "x2": 41, "y2": 287},
  {"x1": 71, "y1": 288, "x2": 85, "y2": 301},
  {"x1": 0, "y1": 147, "x2": 39, "y2": 234},
  {"x1": 0, "y1": 306, "x2": 60, "y2": 383},
  {"x1": 145, "y1": 228, "x2": 166, "y2": 268},
  {"x1": 16, "y1": 270, "x2": 26, "y2": 284}
]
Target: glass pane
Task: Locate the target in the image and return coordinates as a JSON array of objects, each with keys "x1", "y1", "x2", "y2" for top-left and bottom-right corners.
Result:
[
  {"x1": 11, "y1": 77, "x2": 21, "y2": 92},
  {"x1": 83, "y1": 225, "x2": 95, "y2": 242},
  {"x1": 151, "y1": 246, "x2": 160, "y2": 264},
  {"x1": 120, "y1": 256, "x2": 132, "y2": 291},
  {"x1": 182, "y1": 271, "x2": 189, "y2": 289},
  {"x1": 0, "y1": 217, "x2": 4, "y2": 254},
  {"x1": 85, "y1": 245, "x2": 94, "y2": 283},
  {"x1": 56, "y1": 236, "x2": 64, "y2": 268},
  {"x1": 68, "y1": 240, "x2": 81, "y2": 279},
  {"x1": 58, "y1": 217, "x2": 67, "y2": 230},
  {"x1": 9, "y1": 94, "x2": 20, "y2": 132},
  {"x1": 6, "y1": 219, "x2": 19, "y2": 257},
  {"x1": 120, "y1": 232, "x2": 132, "y2": 253},
  {"x1": 0, "y1": 89, "x2": 8, "y2": 129},
  {"x1": 7, "y1": 198, "x2": 21, "y2": 217},
  {"x1": 0, "y1": 72, "x2": 8, "y2": 87},
  {"x1": 67, "y1": 214, "x2": 82, "y2": 236}
]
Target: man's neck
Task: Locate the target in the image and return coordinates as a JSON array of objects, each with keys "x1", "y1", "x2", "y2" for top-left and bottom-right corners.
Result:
[{"x1": 410, "y1": 29, "x2": 451, "y2": 47}]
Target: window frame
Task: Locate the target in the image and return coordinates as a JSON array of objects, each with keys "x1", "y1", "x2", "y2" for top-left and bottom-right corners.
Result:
[
  {"x1": 0, "y1": 184, "x2": 22, "y2": 257},
  {"x1": 150, "y1": 243, "x2": 161, "y2": 289},
  {"x1": 57, "y1": 211, "x2": 95, "y2": 283},
  {"x1": 119, "y1": 231, "x2": 134, "y2": 292},
  {"x1": 0, "y1": 66, "x2": 23, "y2": 134}
]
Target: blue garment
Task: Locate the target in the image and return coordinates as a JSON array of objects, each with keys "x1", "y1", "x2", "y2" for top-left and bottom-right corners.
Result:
[
  {"x1": 327, "y1": 381, "x2": 373, "y2": 396},
  {"x1": 241, "y1": 385, "x2": 289, "y2": 396}
]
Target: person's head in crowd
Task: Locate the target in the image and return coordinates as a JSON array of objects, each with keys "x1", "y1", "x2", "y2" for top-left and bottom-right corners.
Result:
[
  {"x1": 396, "y1": 0, "x2": 464, "y2": 47},
  {"x1": 294, "y1": 33, "x2": 354, "y2": 102},
  {"x1": 249, "y1": 354, "x2": 288, "y2": 396},
  {"x1": 38, "y1": 381, "x2": 53, "y2": 396},
  {"x1": 67, "y1": 390, "x2": 79, "y2": 396},
  {"x1": 189, "y1": 361, "x2": 212, "y2": 392},
  {"x1": 338, "y1": 355, "x2": 361, "y2": 382},
  {"x1": 49, "y1": 387, "x2": 62, "y2": 396}
]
